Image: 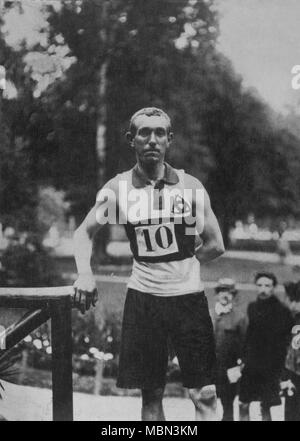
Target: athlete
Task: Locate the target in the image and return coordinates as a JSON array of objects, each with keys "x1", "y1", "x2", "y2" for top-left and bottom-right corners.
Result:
[{"x1": 73, "y1": 107, "x2": 225, "y2": 421}]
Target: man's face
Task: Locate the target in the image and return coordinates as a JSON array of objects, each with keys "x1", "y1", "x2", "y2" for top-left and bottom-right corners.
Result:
[
  {"x1": 129, "y1": 115, "x2": 172, "y2": 166},
  {"x1": 217, "y1": 290, "x2": 233, "y2": 306},
  {"x1": 256, "y1": 276, "x2": 275, "y2": 299}
]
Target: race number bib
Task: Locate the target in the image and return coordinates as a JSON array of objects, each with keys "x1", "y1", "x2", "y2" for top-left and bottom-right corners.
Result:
[{"x1": 135, "y1": 223, "x2": 179, "y2": 257}]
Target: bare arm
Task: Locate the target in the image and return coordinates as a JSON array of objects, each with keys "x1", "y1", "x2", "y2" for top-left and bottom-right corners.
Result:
[
  {"x1": 195, "y1": 187, "x2": 225, "y2": 263},
  {"x1": 73, "y1": 180, "x2": 117, "y2": 313},
  {"x1": 73, "y1": 205, "x2": 101, "y2": 276}
]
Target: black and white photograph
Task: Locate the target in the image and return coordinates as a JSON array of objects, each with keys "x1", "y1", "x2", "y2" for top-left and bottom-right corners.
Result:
[{"x1": 0, "y1": 0, "x2": 300, "y2": 423}]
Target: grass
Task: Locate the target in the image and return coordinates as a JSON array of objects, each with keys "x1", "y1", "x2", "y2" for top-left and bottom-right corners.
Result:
[
  {"x1": 201, "y1": 255, "x2": 299, "y2": 284},
  {"x1": 57, "y1": 253, "x2": 299, "y2": 284}
]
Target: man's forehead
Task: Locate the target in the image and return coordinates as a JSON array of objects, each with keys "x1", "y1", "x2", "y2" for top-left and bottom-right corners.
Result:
[
  {"x1": 134, "y1": 114, "x2": 169, "y2": 129},
  {"x1": 256, "y1": 277, "x2": 273, "y2": 284}
]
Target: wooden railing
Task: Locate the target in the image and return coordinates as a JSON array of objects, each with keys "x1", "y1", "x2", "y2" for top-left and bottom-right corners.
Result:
[{"x1": 0, "y1": 286, "x2": 74, "y2": 421}]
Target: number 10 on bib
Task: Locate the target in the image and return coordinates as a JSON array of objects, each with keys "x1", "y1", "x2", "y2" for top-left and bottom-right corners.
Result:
[{"x1": 135, "y1": 223, "x2": 179, "y2": 257}]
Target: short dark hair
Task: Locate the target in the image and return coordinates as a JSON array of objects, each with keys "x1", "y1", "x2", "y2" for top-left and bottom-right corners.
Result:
[
  {"x1": 284, "y1": 282, "x2": 300, "y2": 302},
  {"x1": 129, "y1": 107, "x2": 172, "y2": 136},
  {"x1": 254, "y1": 272, "x2": 277, "y2": 287}
]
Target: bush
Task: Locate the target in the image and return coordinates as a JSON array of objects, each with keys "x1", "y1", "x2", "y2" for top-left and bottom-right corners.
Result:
[
  {"x1": 0, "y1": 234, "x2": 63, "y2": 287},
  {"x1": 15, "y1": 306, "x2": 122, "y2": 377},
  {"x1": 0, "y1": 232, "x2": 63, "y2": 373}
]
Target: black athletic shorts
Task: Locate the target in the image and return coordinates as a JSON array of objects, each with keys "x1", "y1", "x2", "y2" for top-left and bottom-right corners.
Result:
[{"x1": 116, "y1": 288, "x2": 216, "y2": 390}]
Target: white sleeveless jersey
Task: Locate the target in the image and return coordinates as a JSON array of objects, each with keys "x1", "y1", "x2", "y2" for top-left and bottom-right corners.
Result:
[
  {"x1": 129, "y1": 255, "x2": 202, "y2": 296},
  {"x1": 110, "y1": 164, "x2": 204, "y2": 296}
]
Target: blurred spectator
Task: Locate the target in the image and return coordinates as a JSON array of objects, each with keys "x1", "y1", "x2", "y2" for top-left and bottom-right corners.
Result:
[
  {"x1": 0, "y1": 226, "x2": 19, "y2": 250},
  {"x1": 43, "y1": 224, "x2": 60, "y2": 249},
  {"x1": 239, "y1": 272, "x2": 293, "y2": 421},
  {"x1": 230, "y1": 220, "x2": 247, "y2": 242},
  {"x1": 211, "y1": 278, "x2": 247, "y2": 421},
  {"x1": 247, "y1": 214, "x2": 258, "y2": 239},
  {"x1": 282, "y1": 282, "x2": 300, "y2": 421},
  {"x1": 276, "y1": 221, "x2": 292, "y2": 265}
]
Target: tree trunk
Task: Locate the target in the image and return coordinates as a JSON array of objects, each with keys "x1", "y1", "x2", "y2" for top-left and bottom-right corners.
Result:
[
  {"x1": 95, "y1": 60, "x2": 110, "y2": 260},
  {"x1": 94, "y1": 359, "x2": 104, "y2": 395},
  {"x1": 96, "y1": 60, "x2": 108, "y2": 189}
]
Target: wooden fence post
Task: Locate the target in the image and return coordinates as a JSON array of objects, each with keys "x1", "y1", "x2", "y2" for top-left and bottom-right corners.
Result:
[{"x1": 51, "y1": 297, "x2": 73, "y2": 421}]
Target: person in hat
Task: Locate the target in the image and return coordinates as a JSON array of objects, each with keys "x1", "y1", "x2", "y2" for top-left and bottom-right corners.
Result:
[
  {"x1": 211, "y1": 278, "x2": 247, "y2": 421},
  {"x1": 282, "y1": 281, "x2": 300, "y2": 421}
]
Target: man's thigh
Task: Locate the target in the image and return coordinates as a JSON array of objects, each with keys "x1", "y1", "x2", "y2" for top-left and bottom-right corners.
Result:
[
  {"x1": 117, "y1": 289, "x2": 169, "y2": 389},
  {"x1": 169, "y1": 292, "x2": 216, "y2": 389}
]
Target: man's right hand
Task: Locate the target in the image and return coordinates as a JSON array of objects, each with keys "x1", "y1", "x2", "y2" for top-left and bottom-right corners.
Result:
[{"x1": 73, "y1": 273, "x2": 98, "y2": 314}]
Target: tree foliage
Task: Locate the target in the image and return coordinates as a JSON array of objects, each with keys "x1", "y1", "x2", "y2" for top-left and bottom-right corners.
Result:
[
  {"x1": 0, "y1": 16, "x2": 39, "y2": 232},
  {"x1": 1, "y1": 0, "x2": 300, "y2": 243}
]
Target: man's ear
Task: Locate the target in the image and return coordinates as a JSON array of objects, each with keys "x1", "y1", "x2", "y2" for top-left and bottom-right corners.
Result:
[
  {"x1": 168, "y1": 132, "x2": 174, "y2": 144},
  {"x1": 126, "y1": 131, "x2": 134, "y2": 146}
]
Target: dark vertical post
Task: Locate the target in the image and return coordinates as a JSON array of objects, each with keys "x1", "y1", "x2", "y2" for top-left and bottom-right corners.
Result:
[{"x1": 51, "y1": 297, "x2": 73, "y2": 421}]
